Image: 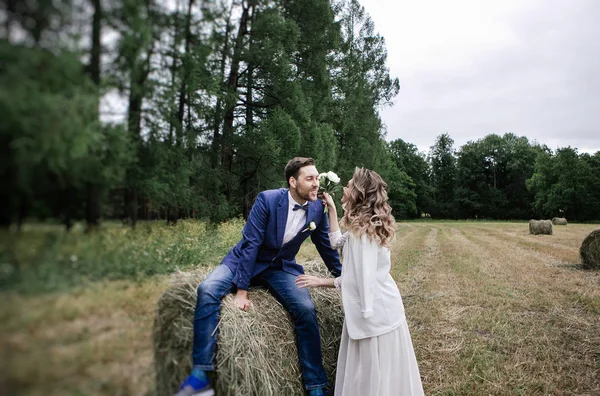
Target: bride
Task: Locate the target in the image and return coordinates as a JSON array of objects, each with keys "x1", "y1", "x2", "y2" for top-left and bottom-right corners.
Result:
[{"x1": 297, "y1": 167, "x2": 424, "y2": 396}]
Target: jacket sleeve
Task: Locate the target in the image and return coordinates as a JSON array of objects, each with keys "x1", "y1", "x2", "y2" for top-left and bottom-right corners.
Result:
[
  {"x1": 236, "y1": 192, "x2": 269, "y2": 290},
  {"x1": 353, "y1": 234, "x2": 378, "y2": 319},
  {"x1": 311, "y1": 210, "x2": 342, "y2": 277}
]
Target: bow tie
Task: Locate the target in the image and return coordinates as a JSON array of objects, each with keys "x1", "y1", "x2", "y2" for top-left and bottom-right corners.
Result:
[{"x1": 293, "y1": 203, "x2": 309, "y2": 211}]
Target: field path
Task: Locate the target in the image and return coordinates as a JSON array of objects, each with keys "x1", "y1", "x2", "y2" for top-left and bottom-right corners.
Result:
[{"x1": 391, "y1": 222, "x2": 600, "y2": 395}]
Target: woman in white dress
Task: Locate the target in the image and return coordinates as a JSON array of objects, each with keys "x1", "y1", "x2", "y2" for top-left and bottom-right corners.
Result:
[{"x1": 296, "y1": 167, "x2": 424, "y2": 396}]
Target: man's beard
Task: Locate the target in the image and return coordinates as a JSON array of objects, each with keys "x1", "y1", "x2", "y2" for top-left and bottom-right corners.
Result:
[{"x1": 295, "y1": 186, "x2": 316, "y2": 202}]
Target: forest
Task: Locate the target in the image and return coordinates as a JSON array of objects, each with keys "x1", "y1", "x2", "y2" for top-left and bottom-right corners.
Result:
[{"x1": 2, "y1": 0, "x2": 600, "y2": 232}]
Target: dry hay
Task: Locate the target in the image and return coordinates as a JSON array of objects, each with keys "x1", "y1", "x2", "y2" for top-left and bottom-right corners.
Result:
[
  {"x1": 153, "y1": 261, "x2": 344, "y2": 396},
  {"x1": 529, "y1": 219, "x2": 553, "y2": 235},
  {"x1": 552, "y1": 217, "x2": 568, "y2": 225},
  {"x1": 580, "y1": 229, "x2": 600, "y2": 270}
]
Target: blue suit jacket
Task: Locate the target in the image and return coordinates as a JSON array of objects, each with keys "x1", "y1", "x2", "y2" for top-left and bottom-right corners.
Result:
[{"x1": 221, "y1": 188, "x2": 342, "y2": 290}]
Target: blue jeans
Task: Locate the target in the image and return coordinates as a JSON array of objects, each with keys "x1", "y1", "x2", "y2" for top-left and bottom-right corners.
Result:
[{"x1": 192, "y1": 264, "x2": 328, "y2": 390}]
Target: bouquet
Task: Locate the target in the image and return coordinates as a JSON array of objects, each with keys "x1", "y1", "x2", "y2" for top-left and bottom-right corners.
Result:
[{"x1": 318, "y1": 171, "x2": 342, "y2": 213}]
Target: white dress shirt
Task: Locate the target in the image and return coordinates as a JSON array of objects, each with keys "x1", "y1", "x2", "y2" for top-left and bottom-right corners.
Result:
[
  {"x1": 329, "y1": 230, "x2": 406, "y2": 340},
  {"x1": 282, "y1": 191, "x2": 308, "y2": 245}
]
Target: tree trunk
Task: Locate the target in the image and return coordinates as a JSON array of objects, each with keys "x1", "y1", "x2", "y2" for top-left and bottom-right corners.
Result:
[
  {"x1": 241, "y1": 29, "x2": 255, "y2": 219},
  {"x1": 175, "y1": 0, "x2": 195, "y2": 147},
  {"x1": 0, "y1": 136, "x2": 12, "y2": 228},
  {"x1": 221, "y1": 2, "x2": 252, "y2": 200},
  {"x1": 210, "y1": 6, "x2": 233, "y2": 168},
  {"x1": 168, "y1": 6, "x2": 181, "y2": 144},
  {"x1": 0, "y1": 191, "x2": 11, "y2": 229},
  {"x1": 62, "y1": 186, "x2": 74, "y2": 232},
  {"x1": 125, "y1": 62, "x2": 151, "y2": 228},
  {"x1": 124, "y1": 1, "x2": 155, "y2": 228},
  {"x1": 125, "y1": 79, "x2": 142, "y2": 227},
  {"x1": 166, "y1": 207, "x2": 178, "y2": 225},
  {"x1": 85, "y1": 0, "x2": 102, "y2": 232},
  {"x1": 89, "y1": 0, "x2": 101, "y2": 86},
  {"x1": 85, "y1": 182, "x2": 101, "y2": 233}
]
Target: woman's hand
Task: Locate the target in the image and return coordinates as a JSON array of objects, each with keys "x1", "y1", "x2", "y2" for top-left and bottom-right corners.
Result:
[
  {"x1": 322, "y1": 192, "x2": 336, "y2": 211},
  {"x1": 296, "y1": 274, "x2": 324, "y2": 288}
]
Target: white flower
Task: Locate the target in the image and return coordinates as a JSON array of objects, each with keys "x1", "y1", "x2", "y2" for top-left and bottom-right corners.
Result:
[
  {"x1": 318, "y1": 173, "x2": 327, "y2": 184},
  {"x1": 303, "y1": 221, "x2": 317, "y2": 233},
  {"x1": 326, "y1": 171, "x2": 340, "y2": 184},
  {"x1": 70, "y1": 255, "x2": 78, "y2": 263}
]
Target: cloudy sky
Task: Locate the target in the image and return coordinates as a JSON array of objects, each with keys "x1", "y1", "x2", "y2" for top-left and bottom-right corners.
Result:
[{"x1": 359, "y1": 0, "x2": 600, "y2": 154}]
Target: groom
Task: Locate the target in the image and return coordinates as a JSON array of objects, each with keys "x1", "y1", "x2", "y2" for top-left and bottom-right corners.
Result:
[{"x1": 176, "y1": 157, "x2": 342, "y2": 396}]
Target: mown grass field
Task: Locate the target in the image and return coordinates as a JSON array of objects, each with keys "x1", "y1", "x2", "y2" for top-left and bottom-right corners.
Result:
[{"x1": 1, "y1": 221, "x2": 599, "y2": 395}]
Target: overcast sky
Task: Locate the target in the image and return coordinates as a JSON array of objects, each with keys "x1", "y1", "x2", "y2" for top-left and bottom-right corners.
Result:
[{"x1": 359, "y1": 0, "x2": 600, "y2": 154}]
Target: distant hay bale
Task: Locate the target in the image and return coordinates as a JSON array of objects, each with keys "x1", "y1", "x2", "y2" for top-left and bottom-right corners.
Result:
[
  {"x1": 529, "y1": 219, "x2": 553, "y2": 235},
  {"x1": 552, "y1": 217, "x2": 568, "y2": 225},
  {"x1": 580, "y1": 229, "x2": 600, "y2": 270},
  {"x1": 153, "y1": 261, "x2": 344, "y2": 396}
]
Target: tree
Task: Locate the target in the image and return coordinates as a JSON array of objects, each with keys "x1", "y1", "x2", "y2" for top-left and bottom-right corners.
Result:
[
  {"x1": 527, "y1": 147, "x2": 597, "y2": 221},
  {"x1": 429, "y1": 133, "x2": 457, "y2": 218},
  {"x1": 388, "y1": 138, "x2": 433, "y2": 217},
  {"x1": 454, "y1": 133, "x2": 538, "y2": 219},
  {"x1": 0, "y1": 42, "x2": 129, "y2": 230}
]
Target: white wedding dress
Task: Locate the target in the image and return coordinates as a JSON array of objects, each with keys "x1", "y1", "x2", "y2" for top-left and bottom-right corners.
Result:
[{"x1": 329, "y1": 230, "x2": 424, "y2": 396}]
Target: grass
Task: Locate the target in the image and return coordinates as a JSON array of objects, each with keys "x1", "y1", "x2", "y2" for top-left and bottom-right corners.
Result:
[
  {"x1": 392, "y1": 222, "x2": 600, "y2": 395},
  {"x1": 1, "y1": 221, "x2": 599, "y2": 395},
  {"x1": 0, "y1": 219, "x2": 245, "y2": 295}
]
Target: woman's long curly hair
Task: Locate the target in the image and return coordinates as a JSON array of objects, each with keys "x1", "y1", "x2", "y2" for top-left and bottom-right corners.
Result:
[{"x1": 341, "y1": 167, "x2": 396, "y2": 247}]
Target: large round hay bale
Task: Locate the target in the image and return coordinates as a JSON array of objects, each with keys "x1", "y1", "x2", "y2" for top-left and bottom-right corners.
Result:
[
  {"x1": 529, "y1": 219, "x2": 553, "y2": 235},
  {"x1": 552, "y1": 217, "x2": 568, "y2": 225},
  {"x1": 153, "y1": 261, "x2": 344, "y2": 396},
  {"x1": 580, "y1": 229, "x2": 600, "y2": 270}
]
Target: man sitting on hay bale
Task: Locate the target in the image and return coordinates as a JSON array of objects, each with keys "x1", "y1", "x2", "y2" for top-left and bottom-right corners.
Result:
[{"x1": 175, "y1": 157, "x2": 341, "y2": 396}]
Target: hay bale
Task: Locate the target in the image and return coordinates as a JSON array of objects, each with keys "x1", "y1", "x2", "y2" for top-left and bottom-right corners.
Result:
[
  {"x1": 529, "y1": 219, "x2": 553, "y2": 235},
  {"x1": 580, "y1": 229, "x2": 600, "y2": 270},
  {"x1": 153, "y1": 261, "x2": 344, "y2": 396},
  {"x1": 552, "y1": 217, "x2": 568, "y2": 225}
]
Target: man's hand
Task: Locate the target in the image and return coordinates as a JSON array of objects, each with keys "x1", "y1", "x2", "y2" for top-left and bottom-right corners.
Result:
[{"x1": 234, "y1": 289, "x2": 253, "y2": 311}]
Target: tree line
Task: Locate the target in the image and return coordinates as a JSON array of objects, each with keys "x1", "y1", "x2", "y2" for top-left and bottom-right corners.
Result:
[
  {"x1": 1, "y1": 0, "x2": 599, "y2": 232},
  {"x1": 409, "y1": 133, "x2": 600, "y2": 221}
]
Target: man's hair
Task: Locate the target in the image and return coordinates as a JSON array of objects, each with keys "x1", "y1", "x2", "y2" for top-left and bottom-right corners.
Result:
[{"x1": 285, "y1": 157, "x2": 315, "y2": 187}]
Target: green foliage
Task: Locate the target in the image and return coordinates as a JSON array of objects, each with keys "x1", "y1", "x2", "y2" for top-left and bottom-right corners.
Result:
[
  {"x1": 1, "y1": 42, "x2": 131, "y2": 225},
  {"x1": 388, "y1": 139, "x2": 433, "y2": 217},
  {"x1": 0, "y1": 219, "x2": 244, "y2": 295},
  {"x1": 429, "y1": 133, "x2": 457, "y2": 218},
  {"x1": 3, "y1": 0, "x2": 598, "y2": 225},
  {"x1": 455, "y1": 134, "x2": 539, "y2": 219},
  {"x1": 379, "y1": 150, "x2": 417, "y2": 219},
  {"x1": 527, "y1": 147, "x2": 600, "y2": 221}
]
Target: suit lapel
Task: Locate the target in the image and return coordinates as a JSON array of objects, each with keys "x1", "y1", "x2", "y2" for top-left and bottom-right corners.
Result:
[
  {"x1": 304, "y1": 200, "x2": 317, "y2": 230},
  {"x1": 276, "y1": 190, "x2": 288, "y2": 247}
]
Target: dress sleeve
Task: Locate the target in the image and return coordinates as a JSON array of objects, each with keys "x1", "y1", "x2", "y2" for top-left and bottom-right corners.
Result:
[
  {"x1": 333, "y1": 276, "x2": 342, "y2": 289},
  {"x1": 328, "y1": 230, "x2": 348, "y2": 250},
  {"x1": 352, "y1": 234, "x2": 379, "y2": 319}
]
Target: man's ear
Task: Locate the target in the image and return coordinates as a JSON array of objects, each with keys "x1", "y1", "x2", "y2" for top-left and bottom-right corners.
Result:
[{"x1": 289, "y1": 176, "x2": 296, "y2": 189}]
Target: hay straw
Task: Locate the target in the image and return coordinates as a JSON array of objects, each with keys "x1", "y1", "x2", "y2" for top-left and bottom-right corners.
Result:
[
  {"x1": 552, "y1": 217, "x2": 568, "y2": 225},
  {"x1": 153, "y1": 261, "x2": 344, "y2": 395},
  {"x1": 528, "y1": 220, "x2": 553, "y2": 235},
  {"x1": 580, "y1": 229, "x2": 600, "y2": 270}
]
